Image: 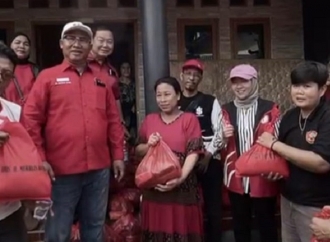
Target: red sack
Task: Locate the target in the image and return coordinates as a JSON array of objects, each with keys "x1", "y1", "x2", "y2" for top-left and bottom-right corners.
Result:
[
  {"x1": 110, "y1": 214, "x2": 141, "y2": 238},
  {"x1": 109, "y1": 194, "x2": 134, "y2": 220},
  {"x1": 104, "y1": 224, "x2": 125, "y2": 242},
  {"x1": 120, "y1": 189, "x2": 141, "y2": 208},
  {"x1": 0, "y1": 118, "x2": 51, "y2": 201},
  {"x1": 135, "y1": 140, "x2": 181, "y2": 189},
  {"x1": 235, "y1": 111, "x2": 289, "y2": 178},
  {"x1": 125, "y1": 235, "x2": 142, "y2": 242},
  {"x1": 311, "y1": 207, "x2": 330, "y2": 242},
  {"x1": 70, "y1": 223, "x2": 80, "y2": 242}
]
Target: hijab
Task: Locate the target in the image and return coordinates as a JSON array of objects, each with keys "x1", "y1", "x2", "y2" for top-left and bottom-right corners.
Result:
[
  {"x1": 233, "y1": 77, "x2": 259, "y2": 109},
  {"x1": 229, "y1": 64, "x2": 259, "y2": 109}
]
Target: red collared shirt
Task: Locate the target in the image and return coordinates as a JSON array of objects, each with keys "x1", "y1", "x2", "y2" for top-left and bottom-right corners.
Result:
[
  {"x1": 87, "y1": 52, "x2": 120, "y2": 100},
  {"x1": 22, "y1": 61, "x2": 124, "y2": 175},
  {"x1": 5, "y1": 63, "x2": 36, "y2": 105}
]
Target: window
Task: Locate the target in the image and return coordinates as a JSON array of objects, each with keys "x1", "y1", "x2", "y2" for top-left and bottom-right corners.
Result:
[
  {"x1": 0, "y1": 0, "x2": 14, "y2": 8},
  {"x1": 176, "y1": 0, "x2": 194, "y2": 7},
  {"x1": 254, "y1": 0, "x2": 270, "y2": 5},
  {"x1": 230, "y1": 18, "x2": 271, "y2": 59},
  {"x1": 59, "y1": 0, "x2": 78, "y2": 8},
  {"x1": 230, "y1": 0, "x2": 246, "y2": 6},
  {"x1": 201, "y1": 0, "x2": 219, "y2": 7},
  {"x1": 88, "y1": 0, "x2": 107, "y2": 8},
  {"x1": 177, "y1": 19, "x2": 218, "y2": 60},
  {"x1": 118, "y1": 0, "x2": 137, "y2": 7},
  {"x1": 29, "y1": 0, "x2": 49, "y2": 8}
]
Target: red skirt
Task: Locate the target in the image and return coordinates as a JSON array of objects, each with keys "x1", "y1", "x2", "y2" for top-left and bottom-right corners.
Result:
[{"x1": 141, "y1": 200, "x2": 204, "y2": 242}]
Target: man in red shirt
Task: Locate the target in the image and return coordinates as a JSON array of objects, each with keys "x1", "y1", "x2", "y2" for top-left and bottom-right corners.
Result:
[
  {"x1": 23, "y1": 21, "x2": 124, "y2": 242},
  {"x1": 88, "y1": 26, "x2": 130, "y2": 138}
]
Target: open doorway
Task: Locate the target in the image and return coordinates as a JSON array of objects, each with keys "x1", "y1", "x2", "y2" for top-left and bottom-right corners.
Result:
[{"x1": 0, "y1": 22, "x2": 14, "y2": 45}]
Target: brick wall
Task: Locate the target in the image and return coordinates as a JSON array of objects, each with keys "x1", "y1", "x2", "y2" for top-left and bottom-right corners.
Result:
[{"x1": 0, "y1": 0, "x2": 304, "y2": 122}]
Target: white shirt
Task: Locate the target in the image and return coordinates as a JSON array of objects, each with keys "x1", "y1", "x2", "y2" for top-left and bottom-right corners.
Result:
[
  {"x1": 0, "y1": 97, "x2": 22, "y2": 220},
  {"x1": 204, "y1": 98, "x2": 225, "y2": 158}
]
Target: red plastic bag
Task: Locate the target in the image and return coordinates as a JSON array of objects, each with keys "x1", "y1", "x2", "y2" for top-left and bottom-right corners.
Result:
[
  {"x1": 235, "y1": 114, "x2": 289, "y2": 178},
  {"x1": 104, "y1": 224, "x2": 125, "y2": 242},
  {"x1": 71, "y1": 223, "x2": 80, "y2": 241},
  {"x1": 125, "y1": 235, "x2": 141, "y2": 242},
  {"x1": 109, "y1": 194, "x2": 134, "y2": 220},
  {"x1": 311, "y1": 207, "x2": 330, "y2": 242},
  {"x1": 120, "y1": 189, "x2": 141, "y2": 208},
  {"x1": 110, "y1": 214, "x2": 141, "y2": 238},
  {"x1": 0, "y1": 118, "x2": 51, "y2": 201},
  {"x1": 135, "y1": 140, "x2": 181, "y2": 189}
]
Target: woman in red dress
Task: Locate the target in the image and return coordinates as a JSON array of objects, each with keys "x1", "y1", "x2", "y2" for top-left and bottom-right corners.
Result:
[
  {"x1": 136, "y1": 76, "x2": 204, "y2": 242},
  {"x1": 5, "y1": 32, "x2": 39, "y2": 105}
]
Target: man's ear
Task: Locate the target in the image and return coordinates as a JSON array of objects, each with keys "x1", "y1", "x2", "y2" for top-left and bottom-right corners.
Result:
[{"x1": 179, "y1": 72, "x2": 184, "y2": 81}]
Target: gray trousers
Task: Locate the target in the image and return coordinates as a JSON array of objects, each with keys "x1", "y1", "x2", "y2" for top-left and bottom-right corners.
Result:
[{"x1": 281, "y1": 196, "x2": 321, "y2": 242}]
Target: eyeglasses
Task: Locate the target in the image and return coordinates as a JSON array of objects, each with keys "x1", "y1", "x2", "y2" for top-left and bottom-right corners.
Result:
[
  {"x1": 0, "y1": 69, "x2": 14, "y2": 82},
  {"x1": 63, "y1": 35, "x2": 91, "y2": 45}
]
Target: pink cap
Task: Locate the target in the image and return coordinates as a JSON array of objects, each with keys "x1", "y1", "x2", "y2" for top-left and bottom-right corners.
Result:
[
  {"x1": 229, "y1": 64, "x2": 257, "y2": 81},
  {"x1": 182, "y1": 59, "x2": 204, "y2": 72}
]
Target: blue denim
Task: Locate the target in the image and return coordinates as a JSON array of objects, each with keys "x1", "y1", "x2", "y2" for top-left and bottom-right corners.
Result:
[{"x1": 45, "y1": 168, "x2": 110, "y2": 242}]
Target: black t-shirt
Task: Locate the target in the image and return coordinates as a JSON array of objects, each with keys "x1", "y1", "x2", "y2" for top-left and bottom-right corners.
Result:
[
  {"x1": 178, "y1": 92, "x2": 203, "y2": 111},
  {"x1": 279, "y1": 101, "x2": 330, "y2": 207}
]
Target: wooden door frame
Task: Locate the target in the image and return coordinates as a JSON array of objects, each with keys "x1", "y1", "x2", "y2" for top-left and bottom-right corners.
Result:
[
  {"x1": 177, "y1": 18, "x2": 219, "y2": 60},
  {"x1": 0, "y1": 21, "x2": 15, "y2": 45},
  {"x1": 230, "y1": 18, "x2": 271, "y2": 59}
]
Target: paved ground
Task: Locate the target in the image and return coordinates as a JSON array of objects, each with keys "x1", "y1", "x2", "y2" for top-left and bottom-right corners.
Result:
[
  {"x1": 222, "y1": 230, "x2": 259, "y2": 242},
  {"x1": 222, "y1": 230, "x2": 281, "y2": 242}
]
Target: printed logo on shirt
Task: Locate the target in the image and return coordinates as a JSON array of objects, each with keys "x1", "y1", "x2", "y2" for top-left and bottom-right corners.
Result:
[
  {"x1": 306, "y1": 130, "x2": 318, "y2": 144},
  {"x1": 196, "y1": 106, "x2": 204, "y2": 117},
  {"x1": 55, "y1": 77, "x2": 71, "y2": 85},
  {"x1": 260, "y1": 114, "x2": 269, "y2": 124}
]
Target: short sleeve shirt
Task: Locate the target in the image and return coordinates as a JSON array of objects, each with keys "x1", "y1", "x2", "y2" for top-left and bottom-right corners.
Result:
[{"x1": 279, "y1": 100, "x2": 330, "y2": 207}]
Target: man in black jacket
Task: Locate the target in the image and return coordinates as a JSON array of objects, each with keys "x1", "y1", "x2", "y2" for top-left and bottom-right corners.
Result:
[{"x1": 178, "y1": 59, "x2": 225, "y2": 242}]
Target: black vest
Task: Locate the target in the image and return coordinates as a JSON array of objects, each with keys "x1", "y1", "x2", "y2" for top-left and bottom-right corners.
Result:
[{"x1": 179, "y1": 92, "x2": 215, "y2": 138}]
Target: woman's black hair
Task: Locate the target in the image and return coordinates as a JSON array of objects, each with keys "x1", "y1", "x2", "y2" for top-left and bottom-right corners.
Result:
[
  {"x1": 0, "y1": 42, "x2": 18, "y2": 67},
  {"x1": 11, "y1": 32, "x2": 31, "y2": 46},
  {"x1": 154, "y1": 76, "x2": 181, "y2": 94},
  {"x1": 10, "y1": 32, "x2": 31, "y2": 63},
  {"x1": 92, "y1": 25, "x2": 112, "y2": 36},
  {"x1": 291, "y1": 61, "x2": 329, "y2": 87},
  {"x1": 120, "y1": 61, "x2": 131, "y2": 67}
]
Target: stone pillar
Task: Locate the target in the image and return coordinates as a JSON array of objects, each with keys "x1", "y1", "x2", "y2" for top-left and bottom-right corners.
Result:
[{"x1": 139, "y1": 0, "x2": 170, "y2": 114}]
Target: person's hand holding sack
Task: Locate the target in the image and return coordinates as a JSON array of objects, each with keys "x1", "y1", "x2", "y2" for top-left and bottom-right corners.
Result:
[
  {"x1": 148, "y1": 132, "x2": 161, "y2": 147},
  {"x1": 311, "y1": 206, "x2": 330, "y2": 242},
  {"x1": 0, "y1": 130, "x2": 9, "y2": 147},
  {"x1": 257, "y1": 132, "x2": 284, "y2": 181},
  {"x1": 135, "y1": 133, "x2": 182, "y2": 190},
  {"x1": 235, "y1": 108, "x2": 289, "y2": 179}
]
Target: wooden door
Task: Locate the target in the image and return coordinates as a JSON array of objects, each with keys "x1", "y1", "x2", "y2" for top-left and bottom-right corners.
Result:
[{"x1": 34, "y1": 24, "x2": 63, "y2": 69}]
